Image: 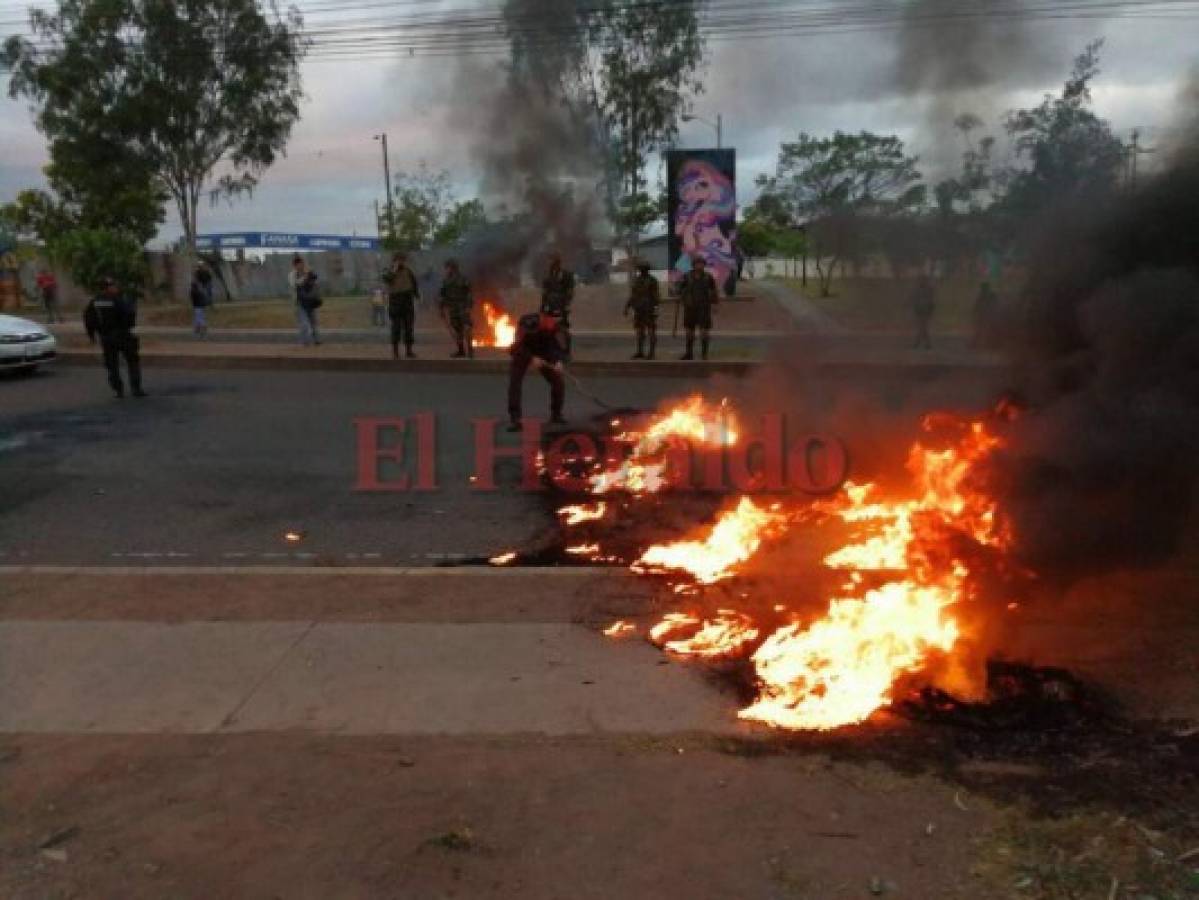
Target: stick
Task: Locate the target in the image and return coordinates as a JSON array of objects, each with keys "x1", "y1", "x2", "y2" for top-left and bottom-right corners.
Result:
[{"x1": 563, "y1": 369, "x2": 617, "y2": 411}]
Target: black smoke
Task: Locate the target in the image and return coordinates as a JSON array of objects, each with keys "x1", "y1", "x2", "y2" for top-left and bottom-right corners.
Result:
[{"x1": 992, "y1": 154, "x2": 1199, "y2": 576}]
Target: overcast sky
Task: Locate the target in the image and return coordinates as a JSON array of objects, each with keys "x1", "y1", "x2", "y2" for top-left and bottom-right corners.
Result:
[{"x1": 1, "y1": 2, "x2": 1195, "y2": 246}]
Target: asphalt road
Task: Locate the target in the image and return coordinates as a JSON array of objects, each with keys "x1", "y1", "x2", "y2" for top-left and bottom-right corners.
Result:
[
  {"x1": 0, "y1": 364, "x2": 702, "y2": 566},
  {"x1": 0, "y1": 360, "x2": 1004, "y2": 566}
]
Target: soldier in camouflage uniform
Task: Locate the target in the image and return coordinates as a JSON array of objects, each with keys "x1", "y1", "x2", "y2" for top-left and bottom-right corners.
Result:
[
  {"x1": 623, "y1": 259, "x2": 660, "y2": 359},
  {"x1": 540, "y1": 252, "x2": 576, "y2": 358},
  {"x1": 676, "y1": 255, "x2": 719, "y2": 360},
  {"x1": 439, "y1": 258, "x2": 474, "y2": 358}
]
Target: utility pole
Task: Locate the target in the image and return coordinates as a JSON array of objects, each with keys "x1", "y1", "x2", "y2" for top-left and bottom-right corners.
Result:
[
  {"x1": 374, "y1": 133, "x2": 395, "y2": 241},
  {"x1": 716, "y1": 113, "x2": 722, "y2": 150},
  {"x1": 374, "y1": 200, "x2": 381, "y2": 238}
]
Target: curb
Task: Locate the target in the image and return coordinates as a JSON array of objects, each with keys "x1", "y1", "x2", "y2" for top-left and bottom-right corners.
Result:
[{"x1": 55, "y1": 348, "x2": 1006, "y2": 379}]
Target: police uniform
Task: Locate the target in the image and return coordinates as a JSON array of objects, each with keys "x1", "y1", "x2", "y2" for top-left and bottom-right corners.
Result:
[
  {"x1": 439, "y1": 269, "x2": 474, "y2": 358},
  {"x1": 540, "y1": 264, "x2": 576, "y2": 356},
  {"x1": 508, "y1": 313, "x2": 566, "y2": 427},
  {"x1": 383, "y1": 262, "x2": 420, "y2": 357},
  {"x1": 83, "y1": 288, "x2": 144, "y2": 397},
  {"x1": 678, "y1": 268, "x2": 719, "y2": 360},
  {"x1": 624, "y1": 270, "x2": 660, "y2": 359}
]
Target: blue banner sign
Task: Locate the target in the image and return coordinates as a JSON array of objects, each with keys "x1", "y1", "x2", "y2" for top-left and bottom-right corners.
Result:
[{"x1": 195, "y1": 233, "x2": 381, "y2": 251}]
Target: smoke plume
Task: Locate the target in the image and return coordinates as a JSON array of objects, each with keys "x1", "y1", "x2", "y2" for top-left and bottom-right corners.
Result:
[
  {"x1": 992, "y1": 153, "x2": 1199, "y2": 576},
  {"x1": 446, "y1": 0, "x2": 607, "y2": 283}
]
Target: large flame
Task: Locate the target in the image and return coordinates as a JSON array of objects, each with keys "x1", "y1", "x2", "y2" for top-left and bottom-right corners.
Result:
[
  {"x1": 579, "y1": 396, "x2": 1014, "y2": 731},
  {"x1": 634, "y1": 497, "x2": 787, "y2": 583},
  {"x1": 473, "y1": 300, "x2": 516, "y2": 349},
  {"x1": 589, "y1": 395, "x2": 739, "y2": 495}
]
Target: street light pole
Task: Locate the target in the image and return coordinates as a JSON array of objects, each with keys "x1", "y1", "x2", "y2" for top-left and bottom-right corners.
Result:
[
  {"x1": 374, "y1": 133, "x2": 395, "y2": 242},
  {"x1": 682, "y1": 113, "x2": 724, "y2": 149}
]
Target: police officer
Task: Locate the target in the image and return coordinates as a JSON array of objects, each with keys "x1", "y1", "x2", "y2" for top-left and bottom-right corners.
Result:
[
  {"x1": 624, "y1": 259, "x2": 660, "y2": 359},
  {"x1": 383, "y1": 251, "x2": 421, "y2": 358},
  {"x1": 83, "y1": 276, "x2": 145, "y2": 398},
  {"x1": 439, "y1": 258, "x2": 473, "y2": 358},
  {"x1": 540, "y1": 251, "x2": 576, "y2": 358},
  {"x1": 507, "y1": 311, "x2": 567, "y2": 432},
  {"x1": 677, "y1": 255, "x2": 719, "y2": 360}
]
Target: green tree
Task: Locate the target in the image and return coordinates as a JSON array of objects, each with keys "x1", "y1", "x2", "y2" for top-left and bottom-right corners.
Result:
[
  {"x1": 47, "y1": 228, "x2": 147, "y2": 294},
  {"x1": 4, "y1": 0, "x2": 307, "y2": 255},
  {"x1": 503, "y1": 0, "x2": 705, "y2": 247},
  {"x1": 755, "y1": 131, "x2": 924, "y2": 295},
  {"x1": 1001, "y1": 40, "x2": 1126, "y2": 222},
  {"x1": 434, "y1": 199, "x2": 489, "y2": 246},
  {"x1": 583, "y1": 1, "x2": 705, "y2": 247}
]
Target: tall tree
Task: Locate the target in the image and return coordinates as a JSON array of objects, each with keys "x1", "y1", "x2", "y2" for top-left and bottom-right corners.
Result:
[
  {"x1": 4, "y1": 0, "x2": 307, "y2": 255},
  {"x1": 1001, "y1": 40, "x2": 1126, "y2": 221},
  {"x1": 583, "y1": 1, "x2": 705, "y2": 246},
  {"x1": 502, "y1": 0, "x2": 705, "y2": 246},
  {"x1": 755, "y1": 131, "x2": 925, "y2": 295}
]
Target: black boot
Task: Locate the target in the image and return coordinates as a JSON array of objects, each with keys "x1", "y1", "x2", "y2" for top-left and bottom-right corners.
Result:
[
  {"x1": 392, "y1": 343, "x2": 400, "y2": 359},
  {"x1": 406, "y1": 346, "x2": 416, "y2": 358},
  {"x1": 648, "y1": 334, "x2": 656, "y2": 360},
  {"x1": 632, "y1": 332, "x2": 645, "y2": 359},
  {"x1": 701, "y1": 336, "x2": 710, "y2": 361},
  {"x1": 680, "y1": 337, "x2": 694, "y2": 361}
]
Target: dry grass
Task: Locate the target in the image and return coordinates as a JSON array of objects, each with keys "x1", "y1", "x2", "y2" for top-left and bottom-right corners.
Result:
[
  {"x1": 972, "y1": 809, "x2": 1199, "y2": 899},
  {"x1": 775, "y1": 274, "x2": 1009, "y2": 334}
]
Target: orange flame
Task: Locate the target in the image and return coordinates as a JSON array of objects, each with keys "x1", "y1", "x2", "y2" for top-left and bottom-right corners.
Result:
[
  {"x1": 634, "y1": 497, "x2": 788, "y2": 583},
  {"x1": 590, "y1": 395, "x2": 739, "y2": 495},
  {"x1": 649, "y1": 609, "x2": 760, "y2": 658},
  {"x1": 473, "y1": 300, "x2": 516, "y2": 349}
]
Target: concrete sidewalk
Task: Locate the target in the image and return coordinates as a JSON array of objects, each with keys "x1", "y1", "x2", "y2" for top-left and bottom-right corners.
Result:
[{"x1": 0, "y1": 619, "x2": 737, "y2": 735}]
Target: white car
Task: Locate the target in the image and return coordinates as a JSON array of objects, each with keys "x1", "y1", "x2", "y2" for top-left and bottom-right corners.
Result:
[{"x1": 0, "y1": 314, "x2": 57, "y2": 372}]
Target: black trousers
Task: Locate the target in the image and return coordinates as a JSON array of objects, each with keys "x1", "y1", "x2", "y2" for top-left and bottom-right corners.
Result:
[
  {"x1": 508, "y1": 353, "x2": 564, "y2": 422},
  {"x1": 101, "y1": 333, "x2": 142, "y2": 393},
  {"x1": 389, "y1": 294, "x2": 415, "y2": 351}
]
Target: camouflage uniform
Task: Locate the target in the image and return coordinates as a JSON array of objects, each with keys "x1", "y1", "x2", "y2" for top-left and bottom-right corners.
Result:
[
  {"x1": 677, "y1": 268, "x2": 719, "y2": 360},
  {"x1": 439, "y1": 270, "x2": 474, "y2": 358},
  {"x1": 624, "y1": 271, "x2": 660, "y2": 359},
  {"x1": 540, "y1": 264, "x2": 576, "y2": 357},
  {"x1": 383, "y1": 262, "x2": 420, "y2": 358}
]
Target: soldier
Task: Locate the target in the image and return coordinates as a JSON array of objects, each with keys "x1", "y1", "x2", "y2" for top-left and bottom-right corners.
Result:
[
  {"x1": 677, "y1": 255, "x2": 719, "y2": 360},
  {"x1": 507, "y1": 311, "x2": 566, "y2": 432},
  {"x1": 383, "y1": 251, "x2": 421, "y2": 358},
  {"x1": 83, "y1": 276, "x2": 145, "y2": 398},
  {"x1": 910, "y1": 274, "x2": 936, "y2": 350},
  {"x1": 624, "y1": 259, "x2": 660, "y2": 359},
  {"x1": 540, "y1": 251, "x2": 576, "y2": 358},
  {"x1": 439, "y1": 258, "x2": 474, "y2": 358}
]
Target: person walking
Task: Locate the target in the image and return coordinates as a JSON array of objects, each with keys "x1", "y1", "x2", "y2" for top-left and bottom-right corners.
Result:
[
  {"x1": 677, "y1": 255, "x2": 719, "y2": 360},
  {"x1": 383, "y1": 251, "x2": 421, "y2": 358},
  {"x1": 190, "y1": 263, "x2": 213, "y2": 338},
  {"x1": 370, "y1": 287, "x2": 387, "y2": 328},
  {"x1": 439, "y1": 258, "x2": 473, "y2": 358},
  {"x1": 289, "y1": 255, "x2": 321, "y2": 346},
  {"x1": 83, "y1": 276, "x2": 144, "y2": 398},
  {"x1": 624, "y1": 260, "x2": 660, "y2": 359},
  {"x1": 507, "y1": 311, "x2": 566, "y2": 432},
  {"x1": 35, "y1": 269, "x2": 61, "y2": 323},
  {"x1": 910, "y1": 274, "x2": 935, "y2": 350}
]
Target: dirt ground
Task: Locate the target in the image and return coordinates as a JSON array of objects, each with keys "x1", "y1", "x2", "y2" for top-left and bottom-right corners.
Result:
[{"x1": 0, "y1": 732, "x2": 998, "y2": 900}]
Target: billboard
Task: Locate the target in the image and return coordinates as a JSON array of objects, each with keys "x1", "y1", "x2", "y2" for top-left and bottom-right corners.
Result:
[
  {"x1": 666, "y1": 148, "x2": 736, "y2": 293},
  {"x1": 194, "y1": 233, "x2": 380, "y2": 251}
]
